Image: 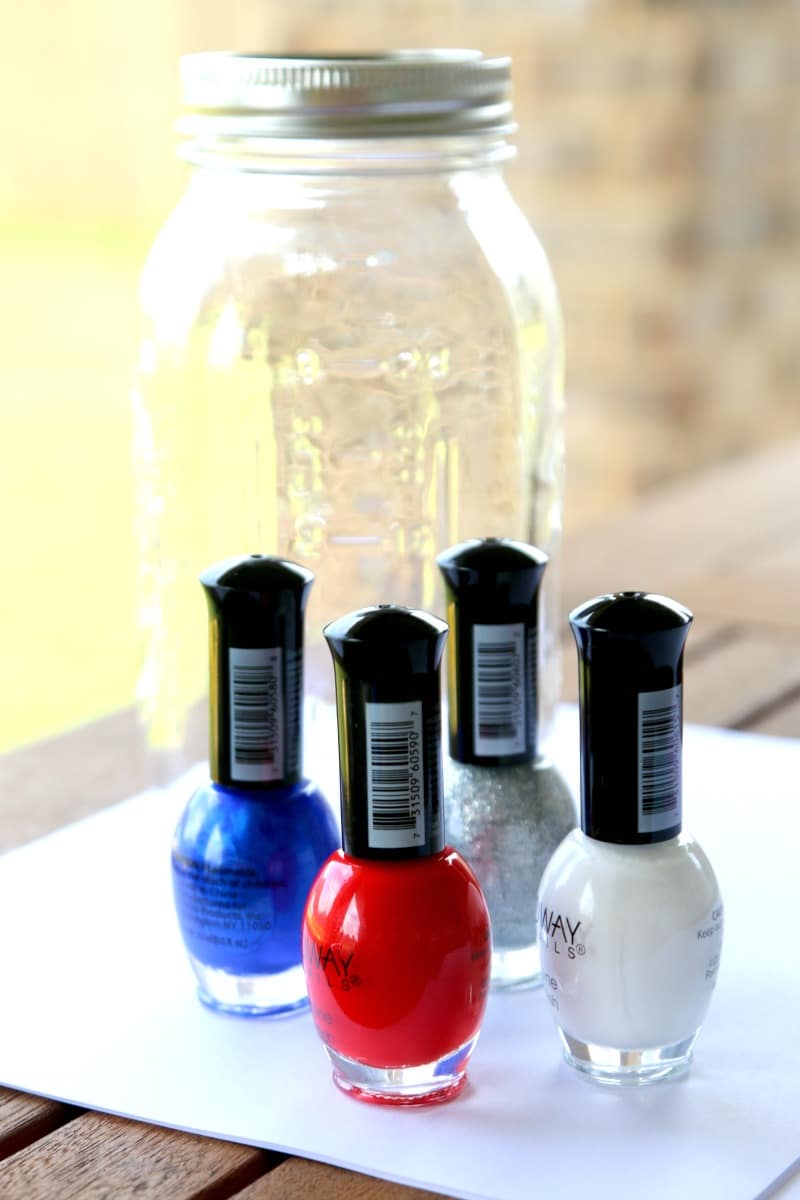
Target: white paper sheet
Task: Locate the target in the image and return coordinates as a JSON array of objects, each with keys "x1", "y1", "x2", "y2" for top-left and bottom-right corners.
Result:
[{"x1": 0, "y1": 709, "x2": 798, "y2": 1200}]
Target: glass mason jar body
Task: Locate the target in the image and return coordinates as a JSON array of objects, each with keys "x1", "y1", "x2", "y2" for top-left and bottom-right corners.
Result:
[{"x1": 133, "y1": 129, "x2": 563, "y2": 768}]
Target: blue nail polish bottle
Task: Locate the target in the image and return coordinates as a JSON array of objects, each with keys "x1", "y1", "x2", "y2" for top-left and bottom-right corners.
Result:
[{"x1": 171, "y1": 554, "x2": 340, "y2": 1016}]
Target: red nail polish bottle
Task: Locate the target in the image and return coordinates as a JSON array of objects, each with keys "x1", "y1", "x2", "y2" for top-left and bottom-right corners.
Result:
[{"x1": 302, "y1": 606, "x2": 492, "y2": 1105}]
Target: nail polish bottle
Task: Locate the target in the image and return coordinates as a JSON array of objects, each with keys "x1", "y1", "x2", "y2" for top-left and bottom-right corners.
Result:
[
  {"x1": 437, "y1": 538, "x2": 575, "y2": 989},
  {"x1": 172, "y1": 554, "x2": 339, "y2": 1016},
  {"x1": 302, "y1": 606, "x2": 492, "y2": 1105},
  {"x1": 537, "y1": 592, "x2": 724, "y2": 1084}
]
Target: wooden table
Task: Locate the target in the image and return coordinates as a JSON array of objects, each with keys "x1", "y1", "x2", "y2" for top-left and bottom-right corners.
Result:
[{"x1": 1, "y1": 437, "x2": 798, "y2": 1198}]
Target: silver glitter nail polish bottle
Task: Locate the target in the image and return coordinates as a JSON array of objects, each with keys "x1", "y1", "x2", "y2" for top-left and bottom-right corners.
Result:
[{"x1": 437, "y1": 538, "x2": 576, "y2": 989}]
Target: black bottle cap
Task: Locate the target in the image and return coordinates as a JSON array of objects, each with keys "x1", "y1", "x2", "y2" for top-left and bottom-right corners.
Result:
[
  {"x1": 200, "y1": 554, "x2": 313, "y2": 788},
  {"x1": 324, "y1": 606, "x2": 448, "y2": 861},
  {"x1": 569, "y1": 591, "x2": 692, "y2": 845},
  {"x1": 437, "y1": 538, "x2": 548, "y2": 766}
]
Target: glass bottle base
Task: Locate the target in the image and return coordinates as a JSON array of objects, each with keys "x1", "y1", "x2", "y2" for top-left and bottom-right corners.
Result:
[
  {"x1": 559, "y1": 1029, "x2": 697, "y2": 1085},
  {"x1": 190, "y1": 956, "x2": 308, "y2": 1017},
  {"x1": 491, "y1": 943, "x2": 542, "y2": 990},
  {"x1": 323, "y1": 1035, "x2": 479, "y2": 1106}
]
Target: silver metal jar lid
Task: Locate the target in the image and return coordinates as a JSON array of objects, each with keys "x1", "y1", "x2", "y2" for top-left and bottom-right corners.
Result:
[{"x1": 179, "y1": 50, "x2": 514, "y2": 139}]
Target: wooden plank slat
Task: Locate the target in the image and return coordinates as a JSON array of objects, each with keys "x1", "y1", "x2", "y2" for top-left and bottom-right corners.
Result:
[
  {"x1": 562, "y1": 438, "x2": 800, "y2": 629},
  {"x1": 0, "y1": 709, "x2": 149, "y2": 853},
  {"x1": 0, "y1": 700, "x2": 205, "y2": 853},
  {"x1": 663, "y1": 569, "x2": 800, "y2": 633},
  {"x1": 0, "y1": 1111, "x2": 277, "y2": 1200},
  {"x1": 737, "y1": 517, "x2": 800, "y2": 575},
  {"x1": 234, "y1": 1157, "x2": 446, "y2": 1200},
  {"x1": 682, "y1": 629, "x2": 800, "y2": 730},
  {"x1": 0, "y1": 1089, "x2": 79, "y2": 1163},
  {"x1": 745, "y1": 691, "x2": 800, "y2": 740}
]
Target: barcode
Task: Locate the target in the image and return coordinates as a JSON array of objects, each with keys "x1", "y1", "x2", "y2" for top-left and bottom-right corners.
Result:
[
  {"x1": 365, "y1": 701, "x2": 425, "y2": 850},
  {"x1": 638, "y1": 686, "x2": 682, "y2": 833},
  {"x1": 228, "y1": 647, "x2": 283, "y2": 782},
  {"x1": 283, "y1": 648, "x2": 301, "y2": 778},
  {"x1": 472, "y1": 624, "x2": 526, "y2": 756}
]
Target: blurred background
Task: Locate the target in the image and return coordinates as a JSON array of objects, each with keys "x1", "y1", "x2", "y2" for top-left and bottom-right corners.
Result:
[{"x1": 2, "y1": 0, "x2": 798, "y2": 754}]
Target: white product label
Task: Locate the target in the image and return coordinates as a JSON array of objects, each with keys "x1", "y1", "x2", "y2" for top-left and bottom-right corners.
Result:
[
  {"x1": 365, "y1": 700, "x2": 425, "y2": 850},
  {"x1": 472, "y1": 623, "x2": 526, "y2": 756},
  {"x1": 228, "y1": 647, "x2": 283, "y2": 782},
  {"x1": 537, "y1": 879, "x2": 723, "y2": 1050},
  {"x1": 637, "y1": 685, "x2": 682, "y2": 834}
]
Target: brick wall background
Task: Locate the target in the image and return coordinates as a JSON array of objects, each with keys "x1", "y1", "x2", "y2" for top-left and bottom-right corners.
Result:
[{"x1": 504, "y1": 0, "x2": 800, "y2": 523}]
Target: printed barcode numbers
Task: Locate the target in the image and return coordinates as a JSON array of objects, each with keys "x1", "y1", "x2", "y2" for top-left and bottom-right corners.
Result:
[
  {"x1": 473, "y1": 623, "x2": 526, "y2": 757},
  {"x1": 638, "y1": 686, "x2": 682, "y2": 834},
  {"x1": 229, "y1": 647, "x2": 283, "y2": 783},
  {"x1": 366, "y1": 701, "x2": 425, "y2": 850}
]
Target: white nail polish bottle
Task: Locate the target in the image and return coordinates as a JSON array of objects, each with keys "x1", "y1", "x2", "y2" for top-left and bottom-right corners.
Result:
[{"x1": 537, "y1": 592, "x2": 723, "y2": 1085}]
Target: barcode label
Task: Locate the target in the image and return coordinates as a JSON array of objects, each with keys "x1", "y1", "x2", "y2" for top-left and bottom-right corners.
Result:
[
  {"x1": 366, "y1": 701, "x2": 425, "y2": 850},
  {"x1": 638, "y1": 685, "x2": 682, "y2": 833},
  {"x1": 472, "y1": 624, "x2": 526, "y2": 756},
  {"x1": 229, "y1": 647, "x2": 283, "y2": 782}
]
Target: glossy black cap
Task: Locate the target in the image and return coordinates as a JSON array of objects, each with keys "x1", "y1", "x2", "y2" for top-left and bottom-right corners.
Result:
[
  {"x1": 570, "y1": 592, "x2": 692, "y2": 845},
  {"x1": 437, "y1": 538, "x2": 548, "y2": 765},
  {"x1": 324, "y1": 606, "x2": 448, "y2": 860},
  {"x1": 200, "y1": 554, "x2": 313, "y2": 788}
]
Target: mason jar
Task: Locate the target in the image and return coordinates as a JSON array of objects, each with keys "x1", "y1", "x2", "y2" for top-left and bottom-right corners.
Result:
[{"x1": 133, "y1": 51, "x2": 564, "y2": 779}]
